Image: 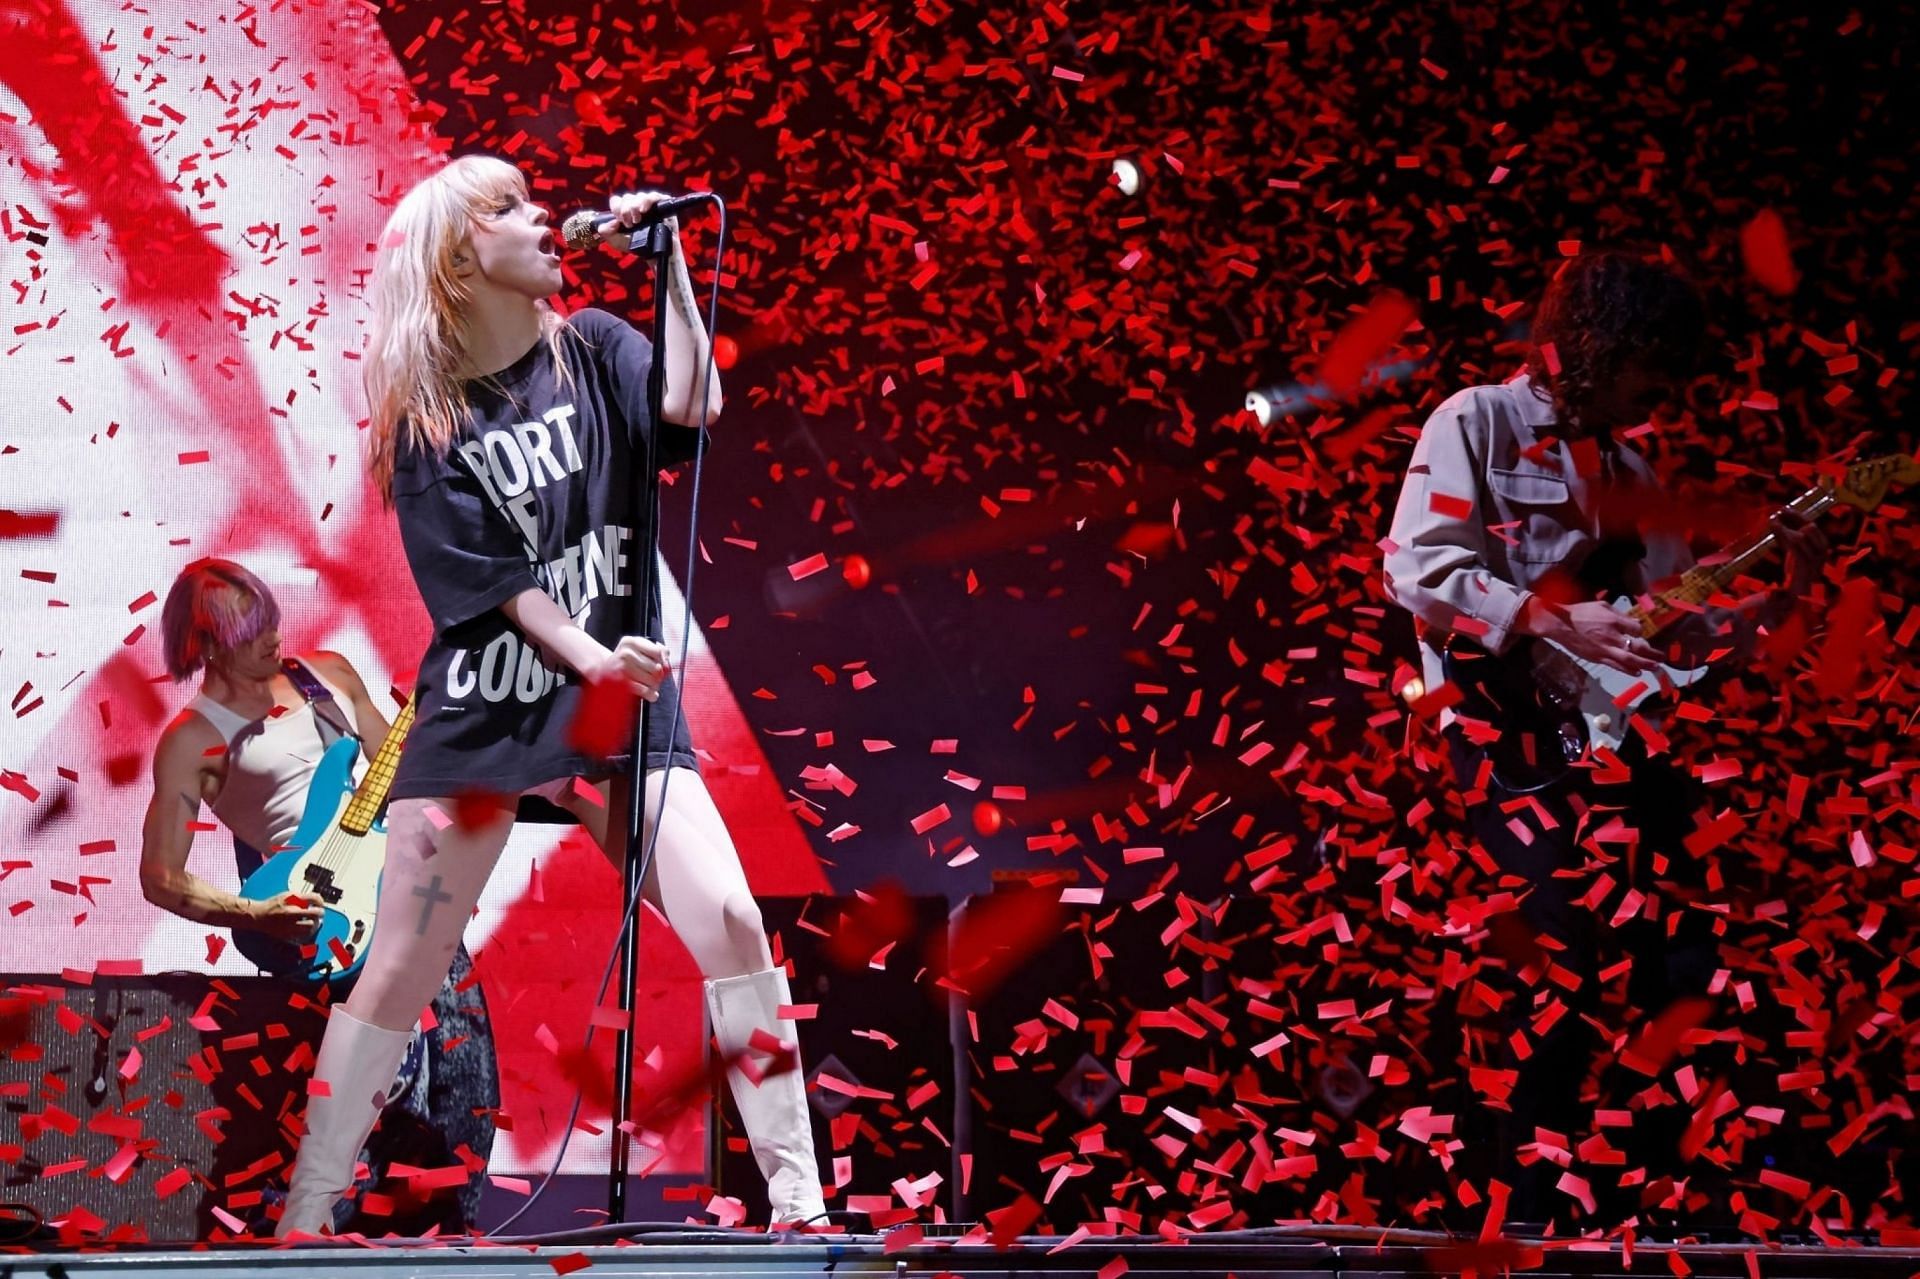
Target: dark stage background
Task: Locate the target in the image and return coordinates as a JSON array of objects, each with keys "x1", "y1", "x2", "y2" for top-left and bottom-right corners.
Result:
[{"x1": 3, "y1": 0, "x2": 1918, "y2": 1246}]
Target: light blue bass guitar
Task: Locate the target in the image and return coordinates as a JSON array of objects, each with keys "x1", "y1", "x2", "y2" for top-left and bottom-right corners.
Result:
[{"x1": 232, "y1": 699, "x2": 414, "y2": 983}]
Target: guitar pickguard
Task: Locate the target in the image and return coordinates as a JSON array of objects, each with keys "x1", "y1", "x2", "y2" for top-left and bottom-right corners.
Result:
[{"x1": 233, "y1": 737, "x2": 387, "y2": 982}]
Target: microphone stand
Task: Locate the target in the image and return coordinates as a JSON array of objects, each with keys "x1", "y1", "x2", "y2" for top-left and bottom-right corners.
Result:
[{"x1": 607, "y1": 217, "x2": 674, "y2": 1222}]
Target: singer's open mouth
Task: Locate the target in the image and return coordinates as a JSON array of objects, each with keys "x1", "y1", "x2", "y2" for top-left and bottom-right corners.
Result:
[{"x1": 538, "y1": 230, "x2": 557, "y2": 257}]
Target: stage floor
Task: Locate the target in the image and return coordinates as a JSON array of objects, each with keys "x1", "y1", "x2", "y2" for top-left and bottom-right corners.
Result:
[{"x1": 7, "y1": 1234, "x2": 1919, "y2": 1279}]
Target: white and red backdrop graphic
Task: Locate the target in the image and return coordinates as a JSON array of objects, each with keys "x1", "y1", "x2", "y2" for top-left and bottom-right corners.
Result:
[{"x1": 0, "y1": 0, "x2": 827, "y2": 1178}]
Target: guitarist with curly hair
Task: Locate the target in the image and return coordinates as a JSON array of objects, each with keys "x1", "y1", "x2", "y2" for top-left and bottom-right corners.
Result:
[{"x1": 1383, "y1": 251, "x2": 1828, "y2": 1226}]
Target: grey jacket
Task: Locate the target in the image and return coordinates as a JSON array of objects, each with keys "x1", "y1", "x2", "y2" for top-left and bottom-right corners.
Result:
[{"x1": 1382, "y1": 374, "x2": 1698, "y2": 687}]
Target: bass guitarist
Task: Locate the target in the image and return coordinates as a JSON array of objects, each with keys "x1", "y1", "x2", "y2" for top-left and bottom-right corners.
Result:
[
  {"x1": 1382, "y1": 252, "x2": 1826, "y2": 1225},
  {"x1": 138, "y1": 558, "x2": 497, "y2": 1235}
]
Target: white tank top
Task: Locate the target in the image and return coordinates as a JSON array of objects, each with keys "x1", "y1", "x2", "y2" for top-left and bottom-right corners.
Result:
[{"x1": 186, "y1": 663, "x2": 362, "y2": 859}]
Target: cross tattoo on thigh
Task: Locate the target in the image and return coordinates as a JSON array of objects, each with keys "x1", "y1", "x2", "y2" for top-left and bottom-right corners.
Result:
[{"x1": 412, "y1": 874, "x2": 453, "y2": 936}]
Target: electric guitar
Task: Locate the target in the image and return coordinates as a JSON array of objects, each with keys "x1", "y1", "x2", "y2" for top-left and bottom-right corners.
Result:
[
  {"x1": 232, "y1": 698, "x2": 414, "y2": 982},
  {"x1": 1444, "y1": 453, "x2": 1919, "y2": 790}
]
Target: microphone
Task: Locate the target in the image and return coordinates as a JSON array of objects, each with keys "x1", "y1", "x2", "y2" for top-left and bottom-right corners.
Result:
[{"x1": 560, "y1": 194, "x2": 716, "y2": 250}]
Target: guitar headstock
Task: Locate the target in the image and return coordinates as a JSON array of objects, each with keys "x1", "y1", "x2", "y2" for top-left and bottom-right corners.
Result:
[{"x1": 1826, "y1": 454, "x2": 1920, "y2": 513}]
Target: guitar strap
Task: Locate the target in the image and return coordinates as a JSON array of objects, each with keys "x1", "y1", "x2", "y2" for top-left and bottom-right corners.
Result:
[{"x1": 281, "y1": 658, "x2": 359, "y2": 748}]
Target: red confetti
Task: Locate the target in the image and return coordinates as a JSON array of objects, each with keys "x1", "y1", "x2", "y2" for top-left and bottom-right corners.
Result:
[
  {"x1": 0, "y1": 510, "x2": 59, "y2": 539},
  {"x1": 936, "y1": 883, "x2": 1067, "y2": 1000},
  {"x1": 787, "y1": 552, "x2": 830, "y2": 580},
  {"x1": 1317, "y1": 291, "x2": 1418, "y2": 398},
  {"x1": 909, "y1": 802, "x2": 951, "y2": 835},
  {"x1": 1740, "y1": 209, "x2": 1798, "y2": 296},
  {"x1": 567, "y1": 675, "x2": 638, "y2": 761}
]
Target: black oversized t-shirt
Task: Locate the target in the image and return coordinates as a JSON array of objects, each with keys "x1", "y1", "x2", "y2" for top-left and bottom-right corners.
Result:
[{"x1": 388, "y1": 308, "x2": 703, "y2": 800}]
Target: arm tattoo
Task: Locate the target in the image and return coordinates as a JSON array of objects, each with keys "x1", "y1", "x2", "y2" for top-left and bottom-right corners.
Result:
[{"x1": 665, "y1": 241, "x2": 705, "y2": 332}]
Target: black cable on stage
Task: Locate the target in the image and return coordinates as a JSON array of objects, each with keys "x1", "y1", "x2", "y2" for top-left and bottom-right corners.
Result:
[{"x1": 0, "y1": 1200, "x2": 45, "y2": 1245}]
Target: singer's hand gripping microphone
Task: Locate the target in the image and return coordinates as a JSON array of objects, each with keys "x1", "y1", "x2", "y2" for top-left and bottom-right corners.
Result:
[{"x1": 561, "y1": 194, "x2": 715, "y2": 250}]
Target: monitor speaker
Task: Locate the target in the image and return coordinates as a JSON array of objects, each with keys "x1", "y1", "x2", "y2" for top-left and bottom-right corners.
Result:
[{"x1": 0, "y1": 974, "x2": 323, "y2": 1241}]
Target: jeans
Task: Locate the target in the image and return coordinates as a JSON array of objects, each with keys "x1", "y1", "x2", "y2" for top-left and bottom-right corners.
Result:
[{"x1": 1446, "y1": 731, "x2": 1717, "y2": 1226}]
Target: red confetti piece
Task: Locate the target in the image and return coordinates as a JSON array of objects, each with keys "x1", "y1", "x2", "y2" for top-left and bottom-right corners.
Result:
[
  {"x1": 1621, "y1": 997, "x2": 1713, "y2": 1076},
  {"x1": 154, "y1": 1167, "x2": 195, "y2": 1198},
  {"x1": 452, "y1": 790, "x2": 510, "y2": 832},
  {"x1": 987, "y1": 1195, "x2": 1042, "y2": 1249},
  {"x1": 909, "y1": 802, "x2": 951, "y2": 834},
  {"x1": 787, "y1": 552, "x2": 830, "y2": 580},
  {"x1": 1740, "y1": 209, "x2": 1798, "y2": 295},
  {"x1": 937, "y1": 883, "x2": 1066, "y2": 1000},
  {"x1": 567, "y1": 676, "x2": 638, "y2": 761},
  {"x1": 0, "y1": 510, "x2": 59, "y2": 539},
  {"x1": 1318, "y1": 291, "x2": 1418, "y2": 398},
  {"x1": 1811, "y1": 576, "x2": 1882, "y2": 698}
]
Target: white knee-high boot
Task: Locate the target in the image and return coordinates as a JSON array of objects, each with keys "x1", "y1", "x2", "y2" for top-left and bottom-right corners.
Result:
[
  {"x1": 705, "y1": 968, "x2": 827, "y2": 1227},
  {"x1": 275, "y1": 1007, "x2": 414, "y2": 1238}
]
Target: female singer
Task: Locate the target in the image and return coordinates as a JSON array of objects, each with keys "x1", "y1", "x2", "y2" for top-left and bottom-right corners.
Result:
[{"x1": 276, "y1": 155, "x2": 823, "y2": 1236}]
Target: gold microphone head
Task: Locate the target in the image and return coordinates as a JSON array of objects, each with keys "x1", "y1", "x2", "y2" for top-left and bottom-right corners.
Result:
[{"x1": 560, "y1": 210, "x2": 603, "y2": 252}]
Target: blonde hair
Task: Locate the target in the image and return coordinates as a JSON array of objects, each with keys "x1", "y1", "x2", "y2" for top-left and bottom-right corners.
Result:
[
  {"x1": 364, "y1": 154, "x2": 573, "y2": 500},
  {"x1": 161, "y1": 559, "x2": 280, "y2": 680}
]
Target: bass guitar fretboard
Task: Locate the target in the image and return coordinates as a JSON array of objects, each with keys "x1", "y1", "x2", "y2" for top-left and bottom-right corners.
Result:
[{"x1": 340, "y1": 698, "x2": 415, "y2": 835}]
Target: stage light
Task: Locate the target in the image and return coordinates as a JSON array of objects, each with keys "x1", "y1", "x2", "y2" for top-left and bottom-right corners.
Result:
[
  {"x1": 1246, "y1": 356, "x2": 1431, "y2": 426},
  {"x1": 842, "y1": 554, "x2": 872, "y2": 589},
  {"x1": 972, "y1": 800, "x2": 1004, "y2": 836},
  {"x1": 1111, "y1": 157, "x2": 1141, "y2": 197},
  {"x1": 1246, "y1": 385, "x2": 1288, "y2": 426},
  {"x1": 712, "y1": 333, "x2": 738, "y2": 370},
  {"x1": 1398, "y1": 675, "x2": 1426, "y2": 705}
]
